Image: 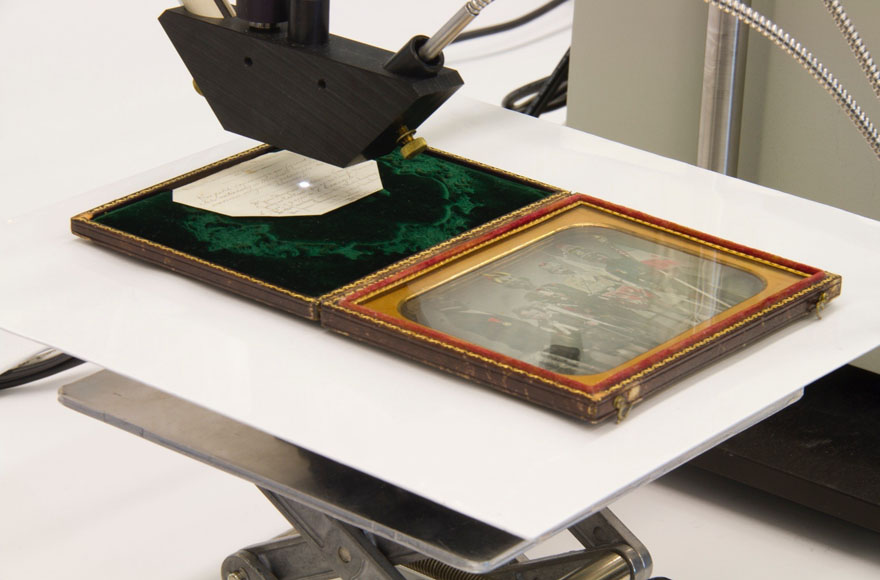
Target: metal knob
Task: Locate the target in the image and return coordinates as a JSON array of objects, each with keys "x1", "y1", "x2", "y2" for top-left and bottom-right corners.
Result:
[{"x1": 397, "y1": 126, "x2": 428, "y2": 159}]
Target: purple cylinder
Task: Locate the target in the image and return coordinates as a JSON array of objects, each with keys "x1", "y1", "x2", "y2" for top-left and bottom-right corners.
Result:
[{"x1": 238, "y1": 0, "x2": 287, "y2": 28}]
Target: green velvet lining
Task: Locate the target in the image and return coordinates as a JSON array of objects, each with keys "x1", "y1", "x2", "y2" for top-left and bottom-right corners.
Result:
[{"x1": 93, "y1": 150, "x2": 554, "y2": 297}]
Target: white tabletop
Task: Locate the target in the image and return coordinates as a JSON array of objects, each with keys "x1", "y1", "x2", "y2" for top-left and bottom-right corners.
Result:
[{"x1": 2, "y1": 1, "x2": 879, "y2": 577}]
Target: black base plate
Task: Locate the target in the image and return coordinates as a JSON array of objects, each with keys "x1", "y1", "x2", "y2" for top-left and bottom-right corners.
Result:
[{"x1": 690, "y1": 364, "x2": 880, "y2": 532}]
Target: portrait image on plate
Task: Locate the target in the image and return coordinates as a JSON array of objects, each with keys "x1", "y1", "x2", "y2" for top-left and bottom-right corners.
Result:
[{"x1": 399, "y1": 226, "x2": 768, "y2": 377}]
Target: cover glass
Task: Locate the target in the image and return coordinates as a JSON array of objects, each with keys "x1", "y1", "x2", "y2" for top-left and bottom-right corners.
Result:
[{"x1": 354, "y1": 199, "x2": 807, "y2": 390}]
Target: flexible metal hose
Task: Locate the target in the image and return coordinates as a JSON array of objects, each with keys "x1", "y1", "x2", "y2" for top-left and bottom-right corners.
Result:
[
  {"x1": 822, "y1": 0, "x2": 880, "y2": 99},
  {"x1": 468, "y1": 0, "x2": 495, "y2": 12},
  {"x1": 419, "y1": 0, "x2": 496, "y2": 61},
  {"x1": 704, "y1": 0, "x2": 880, "y2": 160}
]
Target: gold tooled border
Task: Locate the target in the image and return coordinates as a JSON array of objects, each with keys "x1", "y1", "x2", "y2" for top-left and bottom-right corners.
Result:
[
  {"x1": 577, "y1": 199, "x2": 810, "y2": 277},
  {"x1": 319, "y1": 192, "x2": 569, "y2": 308},
  {"x1": 330, "y1": 273, "x2": 840, "y2": 404},
  {"x1": 72, "y1": 145, "x2": 273, "y2": 220},
  {"x1": 333, "y1": 192, "x2": 840, "y2": 404},
  {"x1": 348, "y1": 199, "x2": 811, "y2": 306},
  {"x1": 71, "y1": 145, "x2": 567, "y2": 320},
  {"x1": 71, "y1": 144, "x2": 321, "y2": 315}
]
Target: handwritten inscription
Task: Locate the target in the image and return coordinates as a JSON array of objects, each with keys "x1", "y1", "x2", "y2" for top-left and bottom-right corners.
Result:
[{"x1": 173, "y1": 150, "x2": 383, "y2": 217}]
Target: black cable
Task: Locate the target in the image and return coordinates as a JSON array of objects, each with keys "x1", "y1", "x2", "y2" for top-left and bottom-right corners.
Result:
[
  {"x1": 439, "y1": 0, "x2": 573, "y2": 117},
  {"x1": 502, "y1": 78, "x2": 567, "y2": 113},
  {"x1": 0, "y1": 353, "x2": 84, "y2": 391},
  {"x1": 451, "y1": 0, "x2": 570, "y2": 44},
  {"x1": 502, "y1": 48, "x2": 570, "y2": 117},
  {"x1": 524, "y1": 48, "x2": 569, "y2": 117}
]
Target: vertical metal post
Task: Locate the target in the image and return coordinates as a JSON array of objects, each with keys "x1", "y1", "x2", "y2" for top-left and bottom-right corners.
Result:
[{"x1": 697, "y1": 2, "x2": 750, "y2": 175}]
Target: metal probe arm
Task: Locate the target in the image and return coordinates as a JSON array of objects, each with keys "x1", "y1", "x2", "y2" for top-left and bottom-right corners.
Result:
[{"x1": 161, "y1": 0, "x2": 464, "y2": 167}]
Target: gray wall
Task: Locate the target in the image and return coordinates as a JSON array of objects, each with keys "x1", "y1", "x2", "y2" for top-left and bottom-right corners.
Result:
[
  {"x1": 567, "y1": 0, "x2": 709, "y2": 165},
  {"x1": 567, "y1": 0, "x2": 879, "y2": 370}
]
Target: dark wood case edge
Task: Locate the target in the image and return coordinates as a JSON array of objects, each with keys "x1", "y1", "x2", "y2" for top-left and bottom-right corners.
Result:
[{"x1": 70, "y1": 216, "x2": 318, "y2": 319}]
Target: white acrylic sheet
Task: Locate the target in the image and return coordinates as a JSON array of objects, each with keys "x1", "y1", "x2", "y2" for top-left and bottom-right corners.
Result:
[{"x1": 1, "y1": 98, "x2": 878, "y2": 541}]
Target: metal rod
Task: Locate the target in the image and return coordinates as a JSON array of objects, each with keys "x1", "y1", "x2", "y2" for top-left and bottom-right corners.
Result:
[
  {"x1": 697, "y1": 2, "x2": 750, "y2": 175},
  {"x1": 559, "y1": 553, "x2": 630, "y2": 580},
  {"x1": 419, "y1": 0, "x2": 494, "y2": 62},
  {"x1": 181, "y1": 0, "x2": 229, "y2": 18}
]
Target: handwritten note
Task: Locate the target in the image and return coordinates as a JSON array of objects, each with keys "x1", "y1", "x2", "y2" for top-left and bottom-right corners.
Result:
[{"x1": 172, "y1": 150, "x2": 384, "y2": 217}]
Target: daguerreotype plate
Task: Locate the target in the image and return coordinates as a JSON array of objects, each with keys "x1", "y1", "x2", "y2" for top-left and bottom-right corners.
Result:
[{"x1": 324, "y1": 194, "x2": 841, "y2": 423}]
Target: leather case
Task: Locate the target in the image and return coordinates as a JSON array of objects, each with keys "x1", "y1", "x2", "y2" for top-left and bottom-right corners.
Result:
[{"x1": 71, "y1": 147, "x2": 841, "y2": 422}]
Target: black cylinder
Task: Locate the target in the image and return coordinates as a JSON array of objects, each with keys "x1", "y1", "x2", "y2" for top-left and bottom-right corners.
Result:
[
  {"x1": 289, "y1": 0, "x2": 330, "y2": 45},
  {"x1": 385, "y1": 36, "x2": 444, "y2": 78},
  {"x1": 238, "y1": 0, "x2": 287, "y2": 28}
]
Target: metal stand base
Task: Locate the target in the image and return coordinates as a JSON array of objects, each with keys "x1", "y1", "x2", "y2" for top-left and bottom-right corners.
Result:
[
  {"x1": 222, "y1": 498, "x2": 650, "y2": 580},
  {"x1": 58, "y1": 371, "x2": 656, "y2": 580}
]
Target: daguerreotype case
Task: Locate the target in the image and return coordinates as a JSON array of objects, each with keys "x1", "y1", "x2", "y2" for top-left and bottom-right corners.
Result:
[
  {"x1": 71, "y1": 146, "x2": 841, "y2": 423},
  {"x1": 71, "y1": 145, "x2": 563, "y2": 320}
]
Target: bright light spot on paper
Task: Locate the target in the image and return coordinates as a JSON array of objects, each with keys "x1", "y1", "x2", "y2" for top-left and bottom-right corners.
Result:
[{"x1": 172, "y1": 150, "x2": 383, "y2": 216}]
